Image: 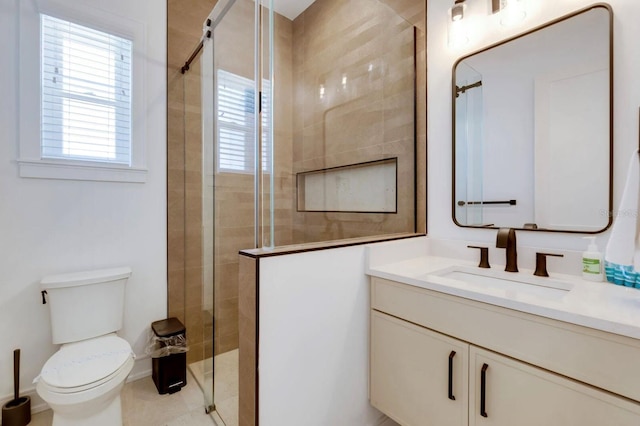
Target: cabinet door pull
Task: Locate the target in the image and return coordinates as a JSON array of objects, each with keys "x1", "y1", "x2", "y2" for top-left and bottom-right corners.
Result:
[
  {"x1": 448, "y1": 351, "x2": 456, "y2": 400},
  {"x1": 480, "y1": 363, "x2": 489, "y2": 417}
]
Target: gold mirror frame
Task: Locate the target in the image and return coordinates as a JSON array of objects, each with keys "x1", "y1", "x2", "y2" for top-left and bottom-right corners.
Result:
[{"x1": 451, "y1": 3, "x2": 613, "y2": 234}]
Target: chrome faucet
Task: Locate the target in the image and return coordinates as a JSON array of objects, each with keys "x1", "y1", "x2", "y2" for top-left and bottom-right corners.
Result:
[{"x1": 496, "y1": 228, "x2": 518, "y2": 272}]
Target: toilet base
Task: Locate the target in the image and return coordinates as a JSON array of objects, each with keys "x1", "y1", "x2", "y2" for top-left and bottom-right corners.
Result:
[
  {"x1": 51, "y1": 392, "x2": 123, "y2": 426},
  {"x1": 38, "y1": 356, "x2": 134, "y2": 426}
]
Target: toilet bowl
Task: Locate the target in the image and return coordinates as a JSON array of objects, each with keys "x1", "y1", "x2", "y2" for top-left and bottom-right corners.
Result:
[{"x1": 37, "y1": 267, "x2": 133, "y2": 426}]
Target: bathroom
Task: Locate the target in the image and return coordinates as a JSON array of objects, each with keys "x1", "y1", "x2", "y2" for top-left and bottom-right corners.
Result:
[{"x1": 1, "y1": 0, "x2": 639, "y2": 425}]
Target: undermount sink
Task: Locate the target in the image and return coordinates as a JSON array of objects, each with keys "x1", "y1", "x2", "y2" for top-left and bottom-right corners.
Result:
[{"x1": 425, "y1": 266, "x2": 574, "y2": 301}]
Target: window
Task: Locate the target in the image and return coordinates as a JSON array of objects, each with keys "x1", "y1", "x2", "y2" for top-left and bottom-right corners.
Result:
[
  {"x1": 18, "y1": 0, "x2": 148, "y2": 183},
  {"x1": 41, "y1": 14, "x2": 132, "y2": 165},
  {"x1": 217, "y1": 69, "x2": 271, "y2": 174}
]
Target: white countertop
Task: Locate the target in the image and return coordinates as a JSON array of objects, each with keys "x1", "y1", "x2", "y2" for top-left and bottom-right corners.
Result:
[{"x1": 366, "y1": 252, "x2": 640, "y2": 340}]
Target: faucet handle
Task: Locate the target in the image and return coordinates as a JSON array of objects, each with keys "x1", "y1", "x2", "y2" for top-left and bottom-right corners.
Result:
[
  {"x1": 534, "y1": 252, "x2": 564, "y2": 277},
  {"x1": 468, "y1": 246, "x2": 491, "y2": 269}
]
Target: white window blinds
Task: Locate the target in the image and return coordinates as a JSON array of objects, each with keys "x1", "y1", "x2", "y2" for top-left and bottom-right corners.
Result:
[
  {"x1": 217, "y1": 69, "x2": 271, "y2": 173},
  {"x1": 41, "y1": 14, "x2": 132, "y2": 165}
]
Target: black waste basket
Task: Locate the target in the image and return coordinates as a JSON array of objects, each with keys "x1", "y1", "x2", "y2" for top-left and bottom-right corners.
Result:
[{"x1": 151, "y1": 317, "x2": 187, "y2": 394}]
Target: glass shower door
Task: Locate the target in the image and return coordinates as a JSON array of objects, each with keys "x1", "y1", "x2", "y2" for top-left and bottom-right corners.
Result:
[
  {"x1": 201, "y1": 0, "x2": 263, "y2": 423},
  {"x1": 181, "y1": 40, "x2": 216, "y2": 415}
]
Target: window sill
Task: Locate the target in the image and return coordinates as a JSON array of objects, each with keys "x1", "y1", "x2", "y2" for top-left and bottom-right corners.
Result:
[{"x1": 18, "y1": 159, "x2": 147, "y2": 183}]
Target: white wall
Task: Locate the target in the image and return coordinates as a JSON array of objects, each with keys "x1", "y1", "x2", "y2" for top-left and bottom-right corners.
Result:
[
  {"x1": 258, "y1": 246, "x2": 389, "y2": 426},
  {"x1": 428, "y1": 0, "x2": 640, "y2": 252},
  {"x1": 0, "y1": 0, "x2": 167, "y2": 409}
]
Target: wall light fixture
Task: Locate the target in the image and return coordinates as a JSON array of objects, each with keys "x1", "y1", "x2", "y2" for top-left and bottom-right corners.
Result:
[{"x1": 448, "y1": 0, "x2": 469, "y2": 47}]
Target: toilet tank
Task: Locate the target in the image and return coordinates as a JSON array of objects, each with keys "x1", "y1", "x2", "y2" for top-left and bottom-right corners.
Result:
[{"x1": 41, "y1": 267, "x2": 132, "y2": 344}]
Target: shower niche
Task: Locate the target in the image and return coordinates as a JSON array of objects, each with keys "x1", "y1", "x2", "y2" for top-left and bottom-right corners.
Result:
[{"x1": 296, "y1": 158, "x2": 398, "y2": 214}]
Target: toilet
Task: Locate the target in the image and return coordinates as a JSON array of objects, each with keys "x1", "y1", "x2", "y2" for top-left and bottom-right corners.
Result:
[{"x1": 36, "y1": 267, "x2": 134, "y2": 426}]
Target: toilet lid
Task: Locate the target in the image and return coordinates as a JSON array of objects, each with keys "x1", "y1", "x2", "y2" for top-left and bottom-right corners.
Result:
[{"x1": 40, "y1": 334, "x2": 133, "y2": 389}]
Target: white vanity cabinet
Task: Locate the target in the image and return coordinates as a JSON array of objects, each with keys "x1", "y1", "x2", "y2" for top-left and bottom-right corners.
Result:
[
  {"x1": 468, "y1": 346, "x2": 640, "y2": 426},
  {"x1": 369, "y1": 277, "x2": 640, "y2": 426},
  {"x1": 371, "y1": 310, "x2": 469, "y2": 426}
]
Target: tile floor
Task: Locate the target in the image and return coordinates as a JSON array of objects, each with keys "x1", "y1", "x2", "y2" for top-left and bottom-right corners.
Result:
[
  {"x1": 29, "y1": 370, "x2": 219, "y2": 426},
  {"x1": 28, "y1": 349, "x2": 395, "y2": 426},
  {"x1": 213, "y1": 349, "x2": 238, "y2": 426},
  {"x1": 189, "y1": 349, "x2": 239, "y2": 426}
]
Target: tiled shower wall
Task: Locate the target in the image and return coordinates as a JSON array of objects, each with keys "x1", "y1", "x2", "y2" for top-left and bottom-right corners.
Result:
[
  {"x1": 167, "y1": 0, "x2": 217, "y2": 364},
  {"x1": 207, "y1": 1, "x2": 295, "y2": 354},
  {"x1": 167, "y1": 0, "x2": 426, "y2": 361},
  {"x1": 168, "y1": 0, "x2": 294, "y2": 359},
  {"x1": 291, "y1": 0, "x2": 426, "y2": 243}
]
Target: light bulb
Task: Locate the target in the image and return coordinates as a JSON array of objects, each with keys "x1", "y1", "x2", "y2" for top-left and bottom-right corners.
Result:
[
  {"x1": 451, "y1": 0, "x2": 465, "y2": 22},
  {"x1": 448, "y1": 0, "x2": 468, "y2": 48}
]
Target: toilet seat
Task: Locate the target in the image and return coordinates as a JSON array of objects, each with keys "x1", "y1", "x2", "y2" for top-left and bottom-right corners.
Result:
[{"x1": 39, "y1": 334, "x2": 133, "y2": 393}]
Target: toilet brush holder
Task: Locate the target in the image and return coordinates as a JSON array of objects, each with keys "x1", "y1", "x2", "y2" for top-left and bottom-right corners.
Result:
[
  {"x1": 2, "y1": 396, "x2": 31, "y2": 426},
  {"x1": 2, "y1": 349, "x2": 31, "y2": 426}
]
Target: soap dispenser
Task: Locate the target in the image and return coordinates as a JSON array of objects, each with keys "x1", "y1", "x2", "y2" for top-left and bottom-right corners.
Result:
[{"x1": 582, "y1": 237, "x2": 603, "y2": 282}]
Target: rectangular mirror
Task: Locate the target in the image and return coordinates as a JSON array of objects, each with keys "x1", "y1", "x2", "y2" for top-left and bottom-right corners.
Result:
[{"x1": 452, "y1": 4, "x2": 613, "y2": 233}]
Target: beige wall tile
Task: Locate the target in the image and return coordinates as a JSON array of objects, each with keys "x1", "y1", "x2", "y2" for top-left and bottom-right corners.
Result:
[
  {"x1": 187, "y1": 341, "x2": 204, "y2": 364},
  {"x1": 167, "y1": 0, "x2": 218, "y2": 323},
  {"x1": 216, "y1": 263, "x2": 240, "y2": 300},
  {"x1": 380, "y1": 0, "x2": 426, "y2": 31},
  {"x1": 289, "y1": 0, "x2": 424, "y2": 243}
]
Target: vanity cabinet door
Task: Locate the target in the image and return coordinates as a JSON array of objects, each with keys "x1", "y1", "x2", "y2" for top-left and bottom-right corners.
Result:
[
  {"x1": 468, "y1": 346, "x2": 640, "y2": 426},
  {"x1": 370, "y1": 310, "x2": 469, "y2": 426}
]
